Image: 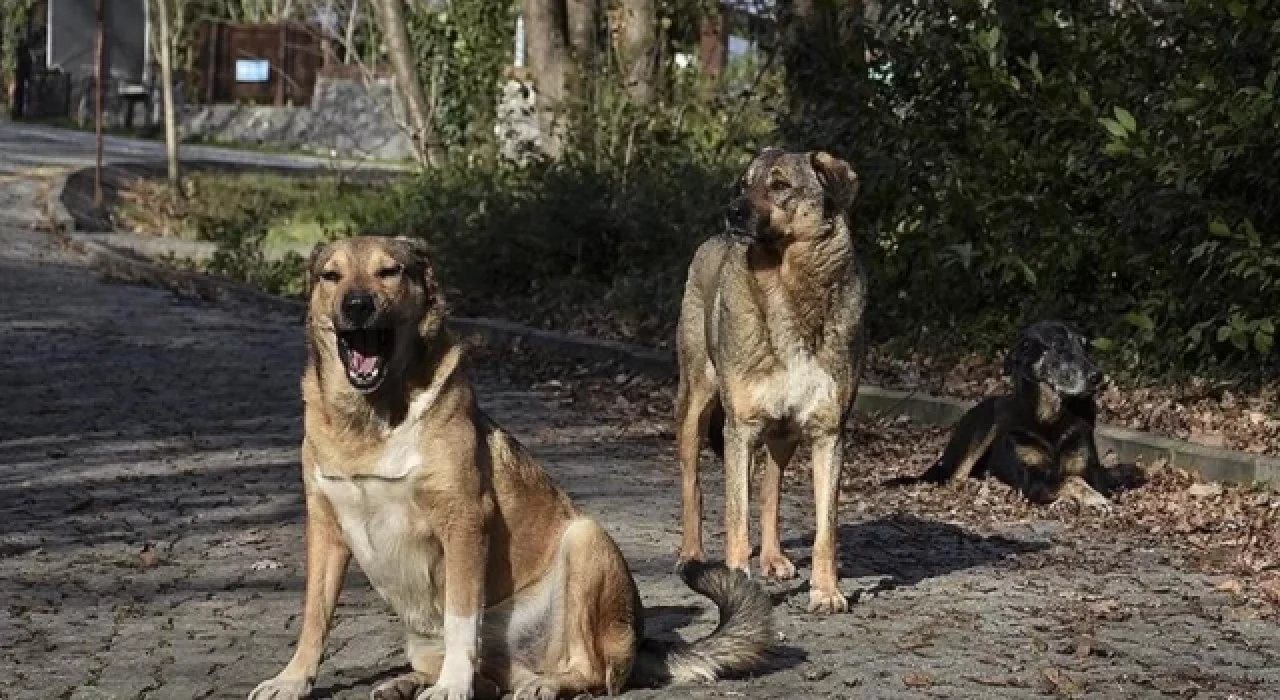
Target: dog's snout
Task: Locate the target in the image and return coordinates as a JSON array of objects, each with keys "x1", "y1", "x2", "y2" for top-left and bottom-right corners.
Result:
[{"x1": 341, "y1": 291, "x2": 377, "y2": 327}]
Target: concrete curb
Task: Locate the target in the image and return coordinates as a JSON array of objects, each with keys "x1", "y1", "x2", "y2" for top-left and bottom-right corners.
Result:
[{"x1": 64, "y1": 227, "x2": 1280, "y2": 490}]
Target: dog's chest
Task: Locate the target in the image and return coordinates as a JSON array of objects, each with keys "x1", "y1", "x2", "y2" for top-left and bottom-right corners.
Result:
[
  {"x1": 754, "y1": 352, "x2": 840, "y2": 427},
  {"x1": 313, "y1": 432, "x2": 445, "y2": 635}
]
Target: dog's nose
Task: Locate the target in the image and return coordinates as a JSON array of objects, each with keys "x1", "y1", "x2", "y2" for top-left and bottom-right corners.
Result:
[
  {"x1": 1088, "y1": 368, "x2": 1104, "y2": 387},
  {"x1": 341, "y1": 291, "x2": 377, "y2": 327}
]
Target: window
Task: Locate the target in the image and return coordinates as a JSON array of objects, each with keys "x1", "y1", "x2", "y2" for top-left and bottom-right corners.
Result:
[{"x1": 235, "y1": 59, "x2": 270, "y2": 83}]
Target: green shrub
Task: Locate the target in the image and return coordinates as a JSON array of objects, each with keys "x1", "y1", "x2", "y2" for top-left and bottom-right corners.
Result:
[
  {"x1": 333, "y1": 69, "x2": 780, "y2": 343},
  {"x1": 784, "y1": 0, "x2": 1280, "y2": 379}
]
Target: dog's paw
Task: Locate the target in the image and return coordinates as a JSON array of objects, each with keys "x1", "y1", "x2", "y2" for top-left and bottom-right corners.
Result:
[
  {"x1": 372, "y1": 672, "x2": 430, "y2": 700},
  {"x1": 249, "y1": 675, "x2": 312, "y2": 700},
  {"x1": 415, "y1": 679, "x2": 472, "y2": 700},
  {"x1": 1076, "y1": 491, "x2": 1113, "y2": 513},
  {"x1": 759, "y1": 551, "x2": 798, "y2": 580},
  {"x1": 512, "y1": 676, "x2": 559, "y2": 700},
  {"x1": 807, "y1": 587, "x2": 849, "y2": 614}
]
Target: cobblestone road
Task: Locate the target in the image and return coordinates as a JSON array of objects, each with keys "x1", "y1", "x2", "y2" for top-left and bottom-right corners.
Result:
[{"x1": 2, "y1": 226, "x2": 1278, "y2": 700}]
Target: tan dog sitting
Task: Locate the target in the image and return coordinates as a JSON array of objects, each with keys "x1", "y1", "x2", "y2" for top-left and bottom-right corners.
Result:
[
  {"x1": 674, "y1": 149, "x2": 867, "y2": 614},
  {"x1": 249, "y1": 236, "x2": 774, "y2": 700}
]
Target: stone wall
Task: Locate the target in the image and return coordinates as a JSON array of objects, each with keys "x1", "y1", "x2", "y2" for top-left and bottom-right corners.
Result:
[
  {"x1": 178, "y1": 73, "x2": 543, "y2": 164},
  {"x1": 179, "y1": 75, "x2": 415, "y2": 161}
]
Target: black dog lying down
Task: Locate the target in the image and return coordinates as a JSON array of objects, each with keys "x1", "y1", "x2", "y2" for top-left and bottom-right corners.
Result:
[{"x1": 918, "y1": 321, "x2": 1112, "y2": 509}]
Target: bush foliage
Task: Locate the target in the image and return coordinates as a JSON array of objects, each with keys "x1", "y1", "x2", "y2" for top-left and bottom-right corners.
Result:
[
  {"x1": 784, "y1": 0, "x2": 1280, "y2": 378},
  {"x1": 338, "y1": 72, "x2": 780, "y2": 340},
  {"x1": 186, "y1": 0, "x2": 1280, "y2": 381}
]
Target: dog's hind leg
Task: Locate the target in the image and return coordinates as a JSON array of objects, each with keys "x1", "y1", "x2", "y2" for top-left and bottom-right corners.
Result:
[
  {"x1": 758, "y1": 435, "x2": 799, "y2": 580},
  {"x1": 923, "y1": 398, "x2": 1001, "y2": 484},
  {"x1": 512, "y1": 519, "x2": 638, "y2": 699},
  {"x1": 676, "y1": 366, "x2": 718, "y2": 567}
]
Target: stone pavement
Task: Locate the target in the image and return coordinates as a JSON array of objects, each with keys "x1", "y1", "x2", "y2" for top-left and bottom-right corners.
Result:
[{"x1": 1, "y1": 225, "x2": 1279, "y2": 700}]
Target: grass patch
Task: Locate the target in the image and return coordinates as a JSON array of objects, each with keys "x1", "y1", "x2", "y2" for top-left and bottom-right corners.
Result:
[{"x1": 117, "y1": 171, "x2": 376, "y2": 247}]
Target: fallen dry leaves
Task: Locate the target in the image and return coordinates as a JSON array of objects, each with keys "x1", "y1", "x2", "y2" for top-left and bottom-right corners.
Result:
[
  {"x1": 459, "y1": 300, "x2": 1280, "y2": 456},
  {"x1": 470, "y1": 338, "x2": 1280, "y2": 618}
]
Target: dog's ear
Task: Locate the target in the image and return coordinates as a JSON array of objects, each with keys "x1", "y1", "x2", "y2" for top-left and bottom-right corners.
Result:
[
  {"x1": 305, "y1": 242, "x2": 333, "y2": 299},
  {"x1": 1004, "y1": 334, "x2": 1046, "y2": 382},
  {"x1": 395, "y1": 236, "x2": 442, "y2": 301},
  {"x1": 810, "y1": 151, "x2": 859, "y2": 214},
  {"x1": 744, "y1": 147, "x2": 785, "y2": 185}
]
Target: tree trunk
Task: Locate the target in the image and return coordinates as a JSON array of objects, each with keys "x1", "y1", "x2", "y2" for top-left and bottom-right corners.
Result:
[
  {"x1": 373, "y1": 0, "x2": 445, "y2": 168},
  {"x1": 343, "y1": 0, "x2": 360, "y2": 64},
  {"x1": 619, "y1": 0, "x2": 657, "y2": 105},
  {"x1": 523, "y1": 0, "x2": 570, "y2": 157},
  {"x1": 155, "y1": 0, "x2": 181, "y2": 193},
  {"x1": 93, "y1": 0, "x2": 104, "y2": 210},
  {"x1": 698, "y1": 2, "x2": 727, "y2": 81},
  {"x1": 565, "y1": 0, "x2": 598, "y2": 76},
  {"x1": 779, "y1": 0, "x2": 865, "y2": 149}
]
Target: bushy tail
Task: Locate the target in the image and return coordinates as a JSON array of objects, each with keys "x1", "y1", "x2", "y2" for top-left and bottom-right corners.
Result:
[{"x1": 631, "y1": 561, "x2": 774, "y2": 686}]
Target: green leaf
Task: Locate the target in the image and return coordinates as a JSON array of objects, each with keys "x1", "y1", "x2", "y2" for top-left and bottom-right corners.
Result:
[
  {"x1": 1091, "y1": 336, "x2": 1115, "y2": 352},
  {"x1": 1228, "y1": 1, "x2": 1247, "y2": 19},
  {"x1": 1209, "y1": 220, "x2": 1232, "y2": 237},
  {"x1": 1173, "y1": 97, "x2": 1199, "y2": 112},
  {"x1": 1217, "y1": 325, "x2": 1233, "y2": 343},
  {"x1": 1113, "y1": 107, "x2": 1136, "y2": 133},
  {"x1": 1078, "y1": 88, "x2": 1093, "y2": 108},
  {"x1": 1125, "y1": 311, "x2": 1155, "y2": 332},
  {"x1": 1255, "y1": 329, "x2": 1274, "y2": 355},
  {"x1": 1102, "y1": 141, "x2": 1130, "y2": 156},
  {"x1": 1099, "y1": 117, "x2": 1128, "y2": 139}
]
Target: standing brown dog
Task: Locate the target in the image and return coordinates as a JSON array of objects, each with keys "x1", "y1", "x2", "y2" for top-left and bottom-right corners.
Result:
[
  {"x1": 674, "y1": 149, "x2": 867, "y2": 614},
  {"x1": 250, "y1": 236, "x2": 773, "y2": 700}
]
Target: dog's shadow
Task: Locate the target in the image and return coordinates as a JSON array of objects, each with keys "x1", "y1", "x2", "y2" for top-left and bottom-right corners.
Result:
[
  {"x1": 881, "y1": 460, "x2": 1150, "y2": 500},
  {"x1": 777, "y1": 513, "x2": 1050, "y2": 602},
  {"x1": 312, "y1": 604, "x2": 805, "y2": 696}
]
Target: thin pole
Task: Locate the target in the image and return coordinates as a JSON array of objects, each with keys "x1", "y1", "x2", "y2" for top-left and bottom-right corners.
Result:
[{"x1": 94, "y1": 0, "x2": 105, "y2": 209}]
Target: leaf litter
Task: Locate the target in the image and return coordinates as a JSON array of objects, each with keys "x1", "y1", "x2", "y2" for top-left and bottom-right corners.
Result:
[{"x1": 472, "y1": 338, "x2": 1280, "y2": 618}]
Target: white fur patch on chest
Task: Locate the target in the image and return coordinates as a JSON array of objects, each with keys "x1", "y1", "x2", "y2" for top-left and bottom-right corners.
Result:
[
  {"x1": 312, "y1": 388, "x2": 446, "y2": 635},
  {"x1": 752, "y1": 352, "x2": 839, "y2": 426}
]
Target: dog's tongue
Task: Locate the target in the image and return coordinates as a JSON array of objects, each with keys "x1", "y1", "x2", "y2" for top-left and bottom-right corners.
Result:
[{"x1": 350, "y1": 350, "x2": 378, "y2": 374}]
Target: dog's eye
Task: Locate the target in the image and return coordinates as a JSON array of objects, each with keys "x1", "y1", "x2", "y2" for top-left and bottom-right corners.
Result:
[
  {"x1": 319, "y1": 270, "x2": 341, "y2": 283},
  {"x1": 768, "y1": 179, "x2": 791, "y2": 192},
  {"x1": 376, "y1": 264, "x2": 404, "y2": 279}
]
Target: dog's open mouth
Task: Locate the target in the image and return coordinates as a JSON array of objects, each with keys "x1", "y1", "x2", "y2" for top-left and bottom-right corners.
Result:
[{"x1": 337, "y1": 328, "x2": 394, "y2": 392}]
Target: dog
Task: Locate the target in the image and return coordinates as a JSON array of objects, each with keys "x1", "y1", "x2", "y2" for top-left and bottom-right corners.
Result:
[
  {"x1": 674, "y1": 148, "x2": 867, "y2": 614},
  {"x1": 249, "y1": 236, "x2": 773, "y2": 700},
  {"x1": 918, "y1": 320, "x2": 1111, "y2": 509}
]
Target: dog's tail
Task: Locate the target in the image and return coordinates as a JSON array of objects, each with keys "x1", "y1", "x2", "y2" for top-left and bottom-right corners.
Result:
[
  {"x1": 631, "y1": 561, "x2": 774, "y2": 686},
  {"x1": 706, "y1": 401, "x2": 726, "y2": 460}
]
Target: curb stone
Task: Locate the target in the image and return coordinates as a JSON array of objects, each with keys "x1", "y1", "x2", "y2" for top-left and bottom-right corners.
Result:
[{"x1": 65, "y1": 230, "x2": 1280, "y2": 492}]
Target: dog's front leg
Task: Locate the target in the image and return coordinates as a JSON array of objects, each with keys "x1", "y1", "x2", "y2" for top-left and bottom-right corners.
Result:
[
  {"x1": 421, "y1": 502, "x2": 490, "y2": 700},
  {"x1": 251, "y1": 482, "x2": 351, "y2": 699},
  {"x1": 723, "y1": 417, "x2": 762, "y2": 575},
  {"x1": 808, "y1": 433, "x2": 848, "y2": 613}
]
